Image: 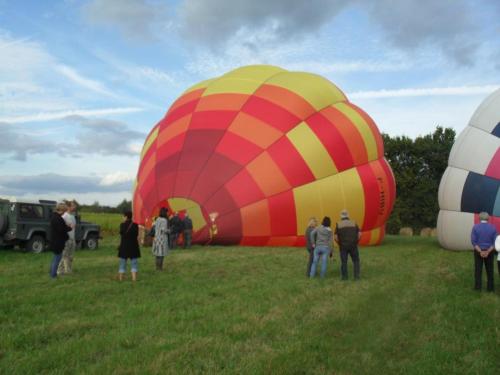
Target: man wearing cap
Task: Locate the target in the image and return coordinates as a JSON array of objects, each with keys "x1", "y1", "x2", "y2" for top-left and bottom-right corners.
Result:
[
  {"x1": 335, "y1": 209, "x2": 361, "y2": 280},
  {"x1": 471, "y1": 211, "x2": 497, "y2": 292}
]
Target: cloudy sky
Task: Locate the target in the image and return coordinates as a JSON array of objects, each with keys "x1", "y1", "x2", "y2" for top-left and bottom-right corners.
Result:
[{"x1": 1, "y1": 0, "x2": 499, "y2": 205}]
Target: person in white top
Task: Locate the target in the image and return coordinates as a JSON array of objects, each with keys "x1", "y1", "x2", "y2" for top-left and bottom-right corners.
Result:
[{"x1": 57, "y1": 201, "x2": 77, "y2": 275}]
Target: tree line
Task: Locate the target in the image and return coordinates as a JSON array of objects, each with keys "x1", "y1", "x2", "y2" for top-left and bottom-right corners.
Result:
[{"x1": 383, "y1": 126, "x2": 456, "y2": 234}]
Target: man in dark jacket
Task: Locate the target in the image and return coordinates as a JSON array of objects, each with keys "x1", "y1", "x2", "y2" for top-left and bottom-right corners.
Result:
[
  {"x1": 335, "y1": 209, "x2": 361, "y2": 280},
  {"x1": 49, "y1": 203, "x2": 71, "y2": 278},
  {"x1": 183, "y1": 214, "x2": 193, "y2": 249},
  {"x1": 471, "y1": 211, "x2": 497, "y2": 291},
  {"x1": 170, "y1": 213, "x2": 181, "y2": 249}
]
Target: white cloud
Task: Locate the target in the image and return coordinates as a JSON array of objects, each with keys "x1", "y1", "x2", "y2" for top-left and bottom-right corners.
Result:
[
  {"x1": 99, "y1": 171, "x2": 135, "y2": 186},
  {"x1": 55, "y1": 64, "x2": 116, "y2": 97},
  {"x1": 0, "y1": 107, "x2": 144, "y2": 124},
  {"x1": 348, "y1": 85, "x2": 500, "y2": 99}
]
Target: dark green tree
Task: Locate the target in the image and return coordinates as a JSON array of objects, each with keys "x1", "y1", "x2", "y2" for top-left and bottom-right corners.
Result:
[{"x1": 383, "y1": 126, "x2": 456, "y2": 233}]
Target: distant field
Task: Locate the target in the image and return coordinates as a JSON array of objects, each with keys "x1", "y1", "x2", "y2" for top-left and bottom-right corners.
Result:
[
  {"x1": 1, "y1": 236, "x2": 499, "y2": 374},
  {"x1": 80, "y1": 212, "x2": 122, "y2": 235}
]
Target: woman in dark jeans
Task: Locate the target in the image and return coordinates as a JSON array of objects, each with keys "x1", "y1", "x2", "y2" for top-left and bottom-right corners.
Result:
[
  {"x1": 305, "y1": 217, "x2": 318, "y2": 277},
  {"x1": 49, "y1": 203, "x2": 71, "y2": 278},
  {"x1": 117, "y1": 211, "x2": 141, "y2": 281}
]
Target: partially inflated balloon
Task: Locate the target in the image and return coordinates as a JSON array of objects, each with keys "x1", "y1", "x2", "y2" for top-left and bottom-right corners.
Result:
[
  {"x1": 438, "y1": 89, "x2": 500, "y2": 250},
  {"x1": 133, "y1": 65, "x2": 395, "y2": 246}
]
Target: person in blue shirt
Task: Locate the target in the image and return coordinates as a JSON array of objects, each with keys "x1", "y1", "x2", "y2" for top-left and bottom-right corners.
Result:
[{"x1": 471, "y1": 212, "x2": 497, "y2": 292}]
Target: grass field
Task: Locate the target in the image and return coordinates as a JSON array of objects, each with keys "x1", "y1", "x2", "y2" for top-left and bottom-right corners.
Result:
[
  {"x1": 1, "y1": 236, "x2": 499, "y2": 374},
  {"x1": 80, "y1": 212, "x2": 123, "y2": 235}
]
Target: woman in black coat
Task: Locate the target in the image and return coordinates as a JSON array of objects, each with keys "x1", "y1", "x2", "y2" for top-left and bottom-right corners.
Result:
[
  {"x1": 118, "y1": 211, "x2": 141, "y2": 281},
  {"x1": 49, "y1": 203, "x2": 71, "y2": 278}
]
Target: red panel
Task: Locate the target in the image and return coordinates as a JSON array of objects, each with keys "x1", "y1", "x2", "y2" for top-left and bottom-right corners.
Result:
[
  {"x1": 155, "y1": 171, "x2": 177, "y2": 204},
  {"x1": 242, "y1": 96, "x2": 300, "y2": 133},
  {"x1": 295, "y1": 236, "x2": 306, "y2": 247},
  {"x1": 189, "y1": 110, "x2": 239, "y2": 130},
  {"x1": 192, "y1": 226, "x2": 210, "y2": 245},
  {"x1": 173, "y1": 171, "x2": 199, "y2": 197},
  {"x1": 357, "y1": 163, "x2": 379, "y2": 230},
  {"x1": 156, "y1": 133, "x2": 186, "y2": 161},
  {"x1": 267, "y1": 137, "x2": 315, "y2": 187},
  {"x1": 215, "y1": 132, "x2": 263, "y2": 165},
  {"x1": 213, "y1": 210, "x2": 242, "y2": 245},
  {"x1": 266, "y1": 236, "x2": 297, "y2": 246},
  {"x1": 485, "y1": 148, "x2": 500, "y2": 179},
  {"x1": 176, "y1": 130, "x2": 225, "y2": 171},
  {"x1": 164, "y1": 99, "x2": 199, "y2": 126},
  {"x1": 225, "y1": 169, "x2": 265, "y2": 208},
  {"x1": 190, "y1": 154, "x2": 242, "y2": 204},
  {"x1": 268, "y1": 190, "x2": 297, "y2": 236},
  {"x1": 167, "y1": 88, "x2": 204, "y2": 115},
  {"x1": 203, "y1": 187, "x2": 239, "y2": 218},
  {"x1": 307, "y1": 112, "x2": 354, "y2": 172},
  {"x1": 379, "y1": 158, "x2": 396, "y2": 210},
  {"x1": 240, "y1": 236, "x2": 270, "y2": 246}
]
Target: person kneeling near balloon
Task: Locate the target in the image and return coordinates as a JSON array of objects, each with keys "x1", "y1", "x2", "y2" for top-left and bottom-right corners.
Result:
[{"x1": 309, "y1": 217, "x2": 334, "y2": 279}]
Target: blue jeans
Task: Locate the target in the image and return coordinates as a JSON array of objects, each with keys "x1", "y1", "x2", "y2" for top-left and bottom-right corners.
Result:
[
  {"x1": 50, "y1": 253, "x2": 62, "y2": 278},
  {"x1": 119, "y1": 258, "x2": 138, "y2": 273},
  {"x1": 309, "y1": 246, "x2": 330, "y2": 278}
]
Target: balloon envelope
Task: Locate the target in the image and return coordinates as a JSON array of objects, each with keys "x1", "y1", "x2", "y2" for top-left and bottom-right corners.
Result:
[
  {"x1": 438, "y1": 88, "x2": 500, "y2": 250},
  {"x1": 133, "y1": 65, "x2": 396, "y2": 246}
]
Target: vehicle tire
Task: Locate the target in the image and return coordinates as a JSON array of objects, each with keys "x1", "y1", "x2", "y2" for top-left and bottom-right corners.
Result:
[
  {"x1": 0, "y1": 214, "x2": 8, "y2": 234},
  {"x1": 83, "y1": 234, "x2": 99, "y2": 250},
  {"x1": 26, "y1": 235, "x2": 46, "y2": 253}
]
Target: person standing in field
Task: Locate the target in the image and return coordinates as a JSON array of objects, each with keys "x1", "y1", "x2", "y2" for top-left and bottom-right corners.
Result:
[
  {"x1": 57, "y1": 201, "x2": 77, "y2": 275},
  {"x1": 117, "y1": 211, "x2": 141, "y2": 281},
  {"x1": 471, "y1": 212, "x2": 497, "y2": 292},
  {"x1": 335, "y1": 209, "x2": 361, "y2": 280},
  {"x1": 309, "y1": 216, "x2": 333, "y2": 278},
  {"x1": 152, "y1": 207, "x2": 169, "y2": 270},
  {"x1": 305, "y1": 217, "x2": 318, "y2": 277},
  {"x1": 496, "y1": 235, "x2": 500, "y2": 279},
  {"x1": 49, "y1": 203, "x2": 71, "y2": 279},
  {"x1": 183, "y1": 214, "x2": 193, "y2": 249},
  {"x1": 170, "y1": 212, "x2": 181, "y2": 249}
]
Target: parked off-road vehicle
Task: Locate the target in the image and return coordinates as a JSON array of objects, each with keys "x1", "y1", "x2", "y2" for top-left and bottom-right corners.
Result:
[{"x1": 0, "y1": 199, "x2": 101, "y2": 253}]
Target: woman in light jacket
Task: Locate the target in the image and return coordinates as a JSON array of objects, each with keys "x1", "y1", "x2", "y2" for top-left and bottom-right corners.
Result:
[
  {"x1": 305, "y1": 217, "x2": 318, "y2": 277},
  {"x1": 152, "y1": 207, "x2": 169, "y2": 271},
  {"x1": 309, "y1": 216, "x2": 333, "y2": 279}
]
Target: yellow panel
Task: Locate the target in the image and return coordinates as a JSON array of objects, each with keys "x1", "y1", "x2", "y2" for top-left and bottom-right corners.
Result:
[
  {"x1": 183, "y1": 78, "x2": 215, "y2": 94},
  {"x1": 286, "y1": 122, "x2": 337, "y2": 179},
  {"x1": 316, "y1": 174, "x2": 347, "y2": 225},
  {"x1": 370, "y1": 227, "x2": 381, "y2": 244},
  {"x1": 293, "y1": 182, "x2": 325, "y2": 235},
  {"x1": 221, "y1": 65, "x2": 285, "y2": 82},
  {"x1": 202, "y1": 78, "x2": 262, "y2": 96},
  {"x1": 140, "y1": 126, "x2": 159, "y2": 159},
  {"x1": 336, "y1": 168, "x2": 365, "y2": 226},
  {"x1": 167, "y1": 198, "x2": 206, "y2": 232},
  {"x1": 266, "y1": 72, "x2": 346, "y2": 111},
  {"x1": 333, "y1": 102, "x2": 378, "y2": 161},
  {"x1": 294, "y1": 167, "x2": 365, "y2": 235}
]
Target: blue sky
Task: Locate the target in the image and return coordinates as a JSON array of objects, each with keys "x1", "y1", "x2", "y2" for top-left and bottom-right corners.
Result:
[{"x1": 0, "y1": 0, "x2": 499, "y2": 205}]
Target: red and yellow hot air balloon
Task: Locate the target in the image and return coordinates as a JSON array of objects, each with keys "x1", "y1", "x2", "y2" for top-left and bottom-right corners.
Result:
[{"x1": 133, "y1": 65, "x2": 395, "y2": 246}]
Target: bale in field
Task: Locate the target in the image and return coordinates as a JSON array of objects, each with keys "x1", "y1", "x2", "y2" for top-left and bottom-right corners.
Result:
[
  {"x1": 430, "y1": 228, "x2": 437, "y2": 237},
  {"x1": 399, "y1": 227, "x2": 413, "y2": 236},
  {"x1": 420, "y1": 228, "x2": 432, "y2": 237}
]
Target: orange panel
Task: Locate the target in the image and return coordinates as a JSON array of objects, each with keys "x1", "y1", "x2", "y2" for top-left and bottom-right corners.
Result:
[
  {"x1": 157, "y1": 115, "x2": 191, "y2": 148},
  {"x1": 228, "y1": 112, "x2": 283, "y2": 149},
  {"x1": 254, "y1": 84, "x2": 316, "y2": 120},
  {"x1": 246, "y1": 152, "x2": 291, "y2": 197},
  {"x1": 369, "y1": 160, "x2": 393, "y2": 229},
  {"x1": 196, "y1": 93, "x2": 249, "y2": 112},
  {"x1": 320, "y1": 106, "x2": 368, "y2": 165},
  {"x1": 241, "y1": 200, "x2": 271, "y2": 236},
  {"x1": 167, "y1": 88, "x2": 205, "y2": 115}
]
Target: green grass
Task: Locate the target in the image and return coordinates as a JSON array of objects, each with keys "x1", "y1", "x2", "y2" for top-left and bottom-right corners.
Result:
[
  {"x1": 80, "y1": 212, "x2": 122, "y2": 235},
  {"x1": 1, "y1": 236, "x2": 499, "y2": 374}
]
